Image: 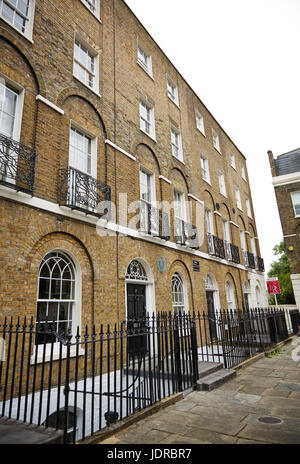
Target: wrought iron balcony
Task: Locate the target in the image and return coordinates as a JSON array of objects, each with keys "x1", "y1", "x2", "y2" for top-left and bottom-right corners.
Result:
[
  {"x1": 247, "y1": 252, "x2": 256, "y2": 269},
  {"x1": 257, "y1": 256, "x2": 265, "y2": 272},
  {"x1": 140, "y1": 202, "x2": 170, "y2": 239},
  {"x1": 230, "y1": 244, "x2": 240, "y2": 264},
  {"x1": 59, "y1": 167, "x2": 111, "y2": 217},
  {"x1": 0, "y1": 133, "x2": 37, "y2": 194},
  {"x1": 175, "y1": 218, "x2": 199, "y2": 249},
  {"x1": 207, "y1": 233, "x2": 225, "y2": 259}
]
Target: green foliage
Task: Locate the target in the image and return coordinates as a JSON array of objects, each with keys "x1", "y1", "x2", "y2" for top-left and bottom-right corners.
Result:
[
  {"x1": 268, "y1": 241, "x2": 296, "y2": 305},
  {"x1": 266, "y1": 347, "x2": 282, "y2": 358}
]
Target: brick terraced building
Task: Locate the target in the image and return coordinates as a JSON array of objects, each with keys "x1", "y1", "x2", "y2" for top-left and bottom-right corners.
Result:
[
  {"x1": 0, "y1": 0, "x2": 267, "y2": 341},
  {"x1": 268, "y1": 148, "x2": 300, "y2": 308}
]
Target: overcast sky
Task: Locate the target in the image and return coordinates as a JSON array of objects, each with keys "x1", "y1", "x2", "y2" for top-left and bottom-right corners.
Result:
[{"x1": 125, "y1": 0, "x2": 300, "y2": 273}]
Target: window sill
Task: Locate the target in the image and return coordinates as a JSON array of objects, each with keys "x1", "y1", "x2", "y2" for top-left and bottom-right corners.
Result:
[
  {"x1": 137, "y1": 61, "x2": 154, "y2": 80},
  {"x1": 172, "y1": 154, "x2": 185, "y2": 165},
  {"x1": 140, "y1": 128, "x2": 157, "y2": 143},
  {"x1": 0, "y1": 16, "x2": 34, "y2": 44},
  {"x1": 202, "y1": 178, "x2": 211, "y2": 186},
  {"x1": 237, "y1": 207, "x2": 243, "y2": 213},
  {"x1": 197, "y1": 128, "x2": 206, "y2": 137},
  {"x1": 73, "y1": 75, "x2": 102, "y2": 99},
  {"x1": 31, "y1": 347, "x2": 85, "y2": 364},
  {"x1": 80, "y1": 0, "x2": 102, "y2": 23},
  {"x1": 214, "y1": 147, "x2": 222, "y2": 155},
  {"x1": 168, "y1": 95, "x2": 180, "y2": 109},
  {"x1": 220, "y1": 193, "x2": 227, "y2": 198}
]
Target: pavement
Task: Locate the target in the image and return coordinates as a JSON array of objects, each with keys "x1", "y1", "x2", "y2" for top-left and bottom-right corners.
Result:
[{"x1": 98, "y1": 340, "x2": 300, "y2": 445}]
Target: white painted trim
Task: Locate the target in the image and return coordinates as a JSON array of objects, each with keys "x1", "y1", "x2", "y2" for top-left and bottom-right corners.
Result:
[
  {"x1": 245, "y1": 231, "x2": 250, "y2": 235},
  {"x1": 0, "y1": 188, "x2": 264, "y2": 274},
  {"x1": 105, "y1": 140, "x2": 136, "y2": 161},
  {"x1": 188, "y1": 194, "x2": 204, "y2": 204},
  {"x1": 0, "y1": 0, "x2": 35, "y2": 43},
  {"x1": 283, "y1": 234, "x2": 297, "y2": 238},
  {"x1": 36, "y1": 95, "x2": 64, "y2": 115},
  {"x1": 230, "y1": 221, "x2": 240, "y2": 228},
  {"x1": 159, "y1": 175, "x2": 172, "y2": 185},
  {"x1": 80, "y1": 0, "x2": 102, "y2": 22},
  {"x1": 214, "y1": 211, "x2": 222, "y2": 217},
  {"x1": 272, "y1": 172, "x2": 300, "y2": 186}
]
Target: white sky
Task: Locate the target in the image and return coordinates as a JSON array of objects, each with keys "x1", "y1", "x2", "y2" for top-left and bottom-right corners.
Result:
[{"x1": 125, "y1": 0, "x2": 300, "y2": 273}]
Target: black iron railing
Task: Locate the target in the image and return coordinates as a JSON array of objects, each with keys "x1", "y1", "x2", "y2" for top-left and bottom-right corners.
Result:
[
  {"x1": 0, "y1": 307, "x2": 298, "y2": 444},
  {"x1": 58, "y1": 167, "x2": 111, "y2": 217},
  {"x1": 175, "y1": 218, "x2": 199, "y2": 249},
  {"x1": 140, "y1": 202, "x2": 170, "y2": 239},
  {"x1": 230, "y1": 244, "x2": 240, "y2": 264},
  {"x1": 257, "y1": 257, "x2": 265, "y2": 272},
  {"x1": 247, "y1": 252, "x2": 256, "y2": 269},
  {"x1": 207, "y1": 233, "x2": 225, "y2": 259},
  {"x1": 0, "y1": 133, "x2": 37, "y2": 194}
]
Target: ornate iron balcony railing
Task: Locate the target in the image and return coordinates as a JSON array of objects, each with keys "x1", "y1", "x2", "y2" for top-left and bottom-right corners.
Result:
[
  {"x1": 140, "y1": 202, "x2": 170, "y2": 240},
  {"x1": 230, "y1": 244, "x2": 240, "y2": 264},
  {"x1": 0, "y1": 133, "x2": 37, "y2": 194},
  {"x1": 247, "y1": 252, "x2": 256, "y2": 269},
  {"x1": 257, "y1": 256, "x2": 265, "y2": 272},
  {"x1": 207, "y1": 233, "x2": 225, "y2": 259},
  {"x1": 59, "y1": 167, "x2": 111, "y2": 217},
  {"x1": 175, "y1": 218, "x2": 199, "y2": 249}
]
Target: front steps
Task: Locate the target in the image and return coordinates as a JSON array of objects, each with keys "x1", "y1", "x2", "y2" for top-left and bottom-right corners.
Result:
[{"x1": 196, "y1": 362, "x2": 236, "y2": 391}]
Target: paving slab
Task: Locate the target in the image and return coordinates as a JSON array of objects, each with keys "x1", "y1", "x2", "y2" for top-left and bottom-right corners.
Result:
[
  {"x1": 238, "y1": 424, "x2": 300, "y2": 444},
  {"x1": 97, "y1": 343, "x2": 300, "y2": 445}
]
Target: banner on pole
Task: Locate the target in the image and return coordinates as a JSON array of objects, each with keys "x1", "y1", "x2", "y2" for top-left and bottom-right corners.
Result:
[{"x1": 266, "y1": 278, "x2": 281, "y2": 295}]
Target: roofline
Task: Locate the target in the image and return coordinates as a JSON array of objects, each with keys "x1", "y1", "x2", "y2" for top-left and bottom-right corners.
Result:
[
  {"x1": 122, "y1": 0, "x2": 247, "y2": 160},
  {"x1": 276, "y1": 147, "x2": 300, "y2": 159}
]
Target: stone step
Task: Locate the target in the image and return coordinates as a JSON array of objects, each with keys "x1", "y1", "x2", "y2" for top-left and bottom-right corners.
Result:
[
  {"x1": 198, "y1": 362, "x2": 223, "y2": 379},
  {"x1": 196, "y1": 369, "x2": 237, "y2": 392}
]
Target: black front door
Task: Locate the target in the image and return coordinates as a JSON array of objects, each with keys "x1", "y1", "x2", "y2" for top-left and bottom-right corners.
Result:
[
  {"x1": 206, "y1": 291, "x2": 217, "y2": 341},
  {"x1": 127, "y1": 284, "x2": 148, "y2": 357}
]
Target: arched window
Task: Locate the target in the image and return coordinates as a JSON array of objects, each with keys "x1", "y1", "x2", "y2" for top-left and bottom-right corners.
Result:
[
  {"x1": 255, "y1": 285, "x2": 261, "y2": 307},
  {"x1": 225, "y1": 281, "x2": 235, "y2": 310},
  {"x1": 172, "y1": 273, "x2": 186, "y2": 313},
  {"x1": 126, "y1": 260, "x2": 148, "y2": 281},
  {"x1": 205, "y1": 274, "x2": 215, "y2": 291},
  {"x1": 36, "y1": 251, "x2": 76, "y2": 345}
]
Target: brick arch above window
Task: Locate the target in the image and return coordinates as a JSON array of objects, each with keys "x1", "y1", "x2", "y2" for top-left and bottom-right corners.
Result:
[{"x1": 0, "y1": 29, "x2": 46, "y2": 96}]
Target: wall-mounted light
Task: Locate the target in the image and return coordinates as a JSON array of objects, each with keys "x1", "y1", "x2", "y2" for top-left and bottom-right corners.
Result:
[{"x1": 288, "y1": 246, "x2": 294, "y2": 252}]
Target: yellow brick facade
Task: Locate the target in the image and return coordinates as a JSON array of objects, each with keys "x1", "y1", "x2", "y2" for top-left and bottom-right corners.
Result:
[{"x1": 0, "y1": 0, "x2": 267, "y2": 331}]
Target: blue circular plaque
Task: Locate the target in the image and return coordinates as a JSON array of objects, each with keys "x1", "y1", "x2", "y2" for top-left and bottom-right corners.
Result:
[{"x1": 157, "y1": 257, "x2": 166, "y2": 273}]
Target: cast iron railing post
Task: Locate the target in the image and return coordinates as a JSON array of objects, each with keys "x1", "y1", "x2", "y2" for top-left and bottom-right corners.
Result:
[
  {"x1": 190, "y1": 314, "x2": 199, "y2": 385},
  {"x1": 63, "y1": 329, "x2": 72, "y2": 444},
  {"x1": 173, "y1": 316, "x2": 182, "y2": 392}
]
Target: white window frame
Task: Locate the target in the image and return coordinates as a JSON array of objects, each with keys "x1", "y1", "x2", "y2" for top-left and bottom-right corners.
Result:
[
  {"x1": 0, "y1": 73, "x2": 25, "y2": 143},
  {"x1": 205, "y1": 209, "x2": 214, "y2": 235},
  {"x1": 230, "y1": 153, "x2": 236, "y2": 170},
  {"x1": 246, "y1": 198, "x2": 252, "y2": 218},
  {"x1": 139, "y1": 99, "x2": 156, "y2": 140},
  {"x1": 200, "y1": 156, "x2": 210, "y2": 184},
  {"x1": 73, "y1": 35, "x2": 100, "y2": 95},
  {"x1": 174, "y1": 190, "x2": 186, "y2": 221},
  {"x1": 235, "y1": 187, "x2": 242, "y2": 210},
  {"x1": 80, "y1": 0, "x2": 101, "y2": 20},
  {"x1": 241, "y1": 164, "x2": 247, "y2": 181},
  {"x1": 137, "y1": 44, "x2": 153, "y2": 77},
  {"x1": 33, "y1": 249, "x2": 82, "y2": 359},
  {"x1": 196, "y1": 111, "x2": 205, "y2": 135},
  {"x1": 225, "y1": 281, "x2": 235, "y2": 310},
  {"x1": 218, "y1": 171, "x2": 227, "y2": 197},
  {"x1": 167, "y1": 79, "x2": 179, "y2": 106},
  {"x1": 139, "y1": 168, "x2": 156, "y2": 234},
  {"x1": 222, "y1": 219, "x2": 230, "y2": 242},
  {"x1": 250, "y1": 236, "x2": 256, "y2": 256},
  {"x1": 172, "y1": 272, "x2": 188, "y2": 314},
  {"x1": 69, "y1": 121, "x2": 97, "y2": 178},
  {"x1": 170, "y1": 126, "x2": 183, "y2": 162},
  {"x1": 212, "y1": 129, "x2": 221, "y2": 152},
  {"x1": 0, "y1": 0, "x2": 36, "y2": 42},
  {"x1": 240, "y1": 230, "x2": 246, "y2": 251},
  {"x1": 291, "y1": 192, "x2": 300, "y2": 217}
]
